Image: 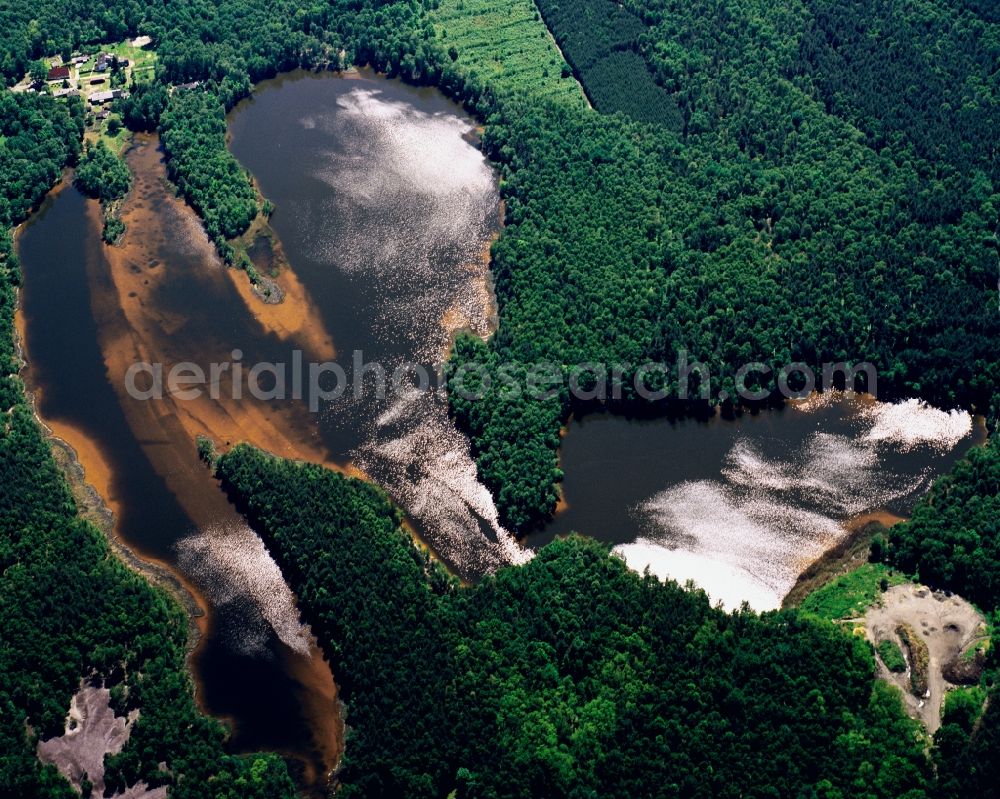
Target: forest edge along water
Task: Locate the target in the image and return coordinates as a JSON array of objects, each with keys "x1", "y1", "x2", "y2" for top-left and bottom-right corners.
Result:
[{"x1": 12, "y1": 68, "x2": 991, "y2": 794}]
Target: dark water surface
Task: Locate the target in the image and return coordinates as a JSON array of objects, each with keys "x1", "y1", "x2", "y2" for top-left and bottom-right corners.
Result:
[
  {"x1": 531, "y1": 395, "x2": 984, "y2": 609},
  {"x1": 227, "y1": 71, "x2": 526, "y2": 575}
]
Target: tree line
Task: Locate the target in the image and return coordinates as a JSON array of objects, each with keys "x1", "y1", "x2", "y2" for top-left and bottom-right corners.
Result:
[
  {"x1": 445, "y1": 0, "x2": 1000, "y2": 531},
  {"x1": 74, "y1": 139, "x2": 131, "y2": 242},
  {"x1": 1, "y1": 0, "x2": 998, "y2": 794}
]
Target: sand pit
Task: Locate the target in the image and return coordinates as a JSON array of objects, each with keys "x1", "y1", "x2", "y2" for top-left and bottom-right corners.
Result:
[{"x1": 863, "y1": 584, "x2": 987, "y2": 733}]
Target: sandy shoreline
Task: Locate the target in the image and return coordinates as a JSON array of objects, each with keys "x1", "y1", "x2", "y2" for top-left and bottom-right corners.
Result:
[{"x1": 781, "y1": 509, "x2": 906, "y2": 609}]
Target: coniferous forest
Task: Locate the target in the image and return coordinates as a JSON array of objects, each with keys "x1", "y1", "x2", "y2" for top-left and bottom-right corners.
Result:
[{"x1": 0, "y1": 0, "x2": 998, "y2": 797}]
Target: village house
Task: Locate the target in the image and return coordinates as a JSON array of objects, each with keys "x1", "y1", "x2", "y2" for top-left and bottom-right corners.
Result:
[
  {"x1": 88, "y1": 88, "x2": 123, "y2": 105},
  {"x1": 46, "y1": 65, "x2": 70, "y2": 82}
]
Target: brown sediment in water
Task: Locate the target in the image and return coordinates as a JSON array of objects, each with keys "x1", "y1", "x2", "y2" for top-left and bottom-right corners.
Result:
[
  {"x1": 96, "y1": 139, "x2": 349, "y2": 774},
  {"x1": 97, "y1": 135, "x2": 341, "y2": 476},
  {"x1": 16, "y1": 320, "x2": 211, "y2": 665},
  {"x1": 20, "y1": 141, "x2": 347, "y2": 785},
  {"x1": 27, "y1": 400, "x2": 212, "y2": 638},
  {"x1": 13, "y1": 187, "x2": 212, "y2": 643},
  {"x1": 280, "y1": 643, "x2": 344, "y2": 787},
  {"x1": 553, "y1": 491, "x2": 569, "y2": 516},
  {"x1": 225, "y1": 261, "x2": 336, "y2": 361},
  {"x1": 846, "y1": 509, "x2": 906, "y2": 532},
  {"x1": 439, "y1": 209, "x2": 501, "y2": 361},
  {"x1": 227, "y1": 216, "x2": 337, "y2": 363},
  {"x1": 551, "y1": 422, "x2": 570, "y2": 517}
]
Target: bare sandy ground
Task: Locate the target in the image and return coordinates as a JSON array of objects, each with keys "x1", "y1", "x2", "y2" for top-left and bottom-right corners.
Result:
[
  {"x1": 37, "y1": 682, "x2": 168, "y2": 799},
  {"x1": 864, "y1": 584, "x2": 987, "y2": 733}
]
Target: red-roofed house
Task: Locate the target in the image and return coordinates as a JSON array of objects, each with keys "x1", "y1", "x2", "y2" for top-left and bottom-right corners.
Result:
[{"x1": 47, "y1": 65, "x2": 70, "y2": 82}]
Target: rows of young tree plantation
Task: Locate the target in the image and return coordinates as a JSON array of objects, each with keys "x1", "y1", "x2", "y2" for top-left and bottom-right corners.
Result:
[
  {"x1": 429, "y1": 0, "x2": 587, "y2": 106},
  {"x1": 4, "y1": 1, "x2": 995, "y2": 534}
]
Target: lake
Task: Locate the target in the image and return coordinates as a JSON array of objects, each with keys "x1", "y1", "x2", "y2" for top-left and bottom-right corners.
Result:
[{"x1": 531, "y1": 394, "x2": 983, "y2": 610}]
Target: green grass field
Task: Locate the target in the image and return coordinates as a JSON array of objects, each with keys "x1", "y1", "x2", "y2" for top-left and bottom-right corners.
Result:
[
  {"x1": 77, "y1": 39, "x2": 157, "y2": 86},
  {"x1": 876, "y1": 638, "x2": 907, "y2": 672},
  {"x1": 799, "y1": 563, "x2": 909, "y2": 623},
  {"x1": 430, "y1": 0, "x2": 587, "y2": 106}
]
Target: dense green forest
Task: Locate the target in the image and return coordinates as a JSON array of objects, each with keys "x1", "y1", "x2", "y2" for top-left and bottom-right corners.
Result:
[
  {"x1": 74, "y1": 139, "x2": 131, "y2": 242},
  {"x1": 0, "y1": 92, "x2": 83, "y2": 232},
  {"x1": 0, "y1": 92, "x2": 297, "y2": 799},
  {"x1": 531, "y1": 0, "x2": 680, "y2": 124},
  {"x1": 2, "y1": 0, "x2": 1000, "y2": 795},
  {"x1": 886, "y1": 439, "x2": 1000, "y2": 611},
  {"x1": 159, "y1": 90, "x2": 258, "y2": 245},
  {"x1": 428, "y1": 0, "x2": 587, "y2": 107},
  {"x1": 74, "y1": 140, "x2": 130, "y2": 204},
  {"x1": 218, "y1": 443, "x2": 931, "y2": 799}
]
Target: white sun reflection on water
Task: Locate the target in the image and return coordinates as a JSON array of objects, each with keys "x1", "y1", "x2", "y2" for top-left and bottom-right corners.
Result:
[
  {"x1": 299, "y1": 87, "x2": 497, "y2": 361},
  {"x1": 176, "y1": 521, "x2": 312, "y2": 656},
  {"x1": 293, "y1": 86, "x2": 530, "y2": 576},
  {"x1": 615, "y1": 396, "x2": 976, "y2": 611}
]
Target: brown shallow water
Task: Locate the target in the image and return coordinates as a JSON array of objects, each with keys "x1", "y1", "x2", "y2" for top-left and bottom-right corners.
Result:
[
  {"x1": 226, "y1": 70, "x2": 526, "y2": 576},
  {"x1": 17, "y1": 141, "x2": 344, "y2": 790}
]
